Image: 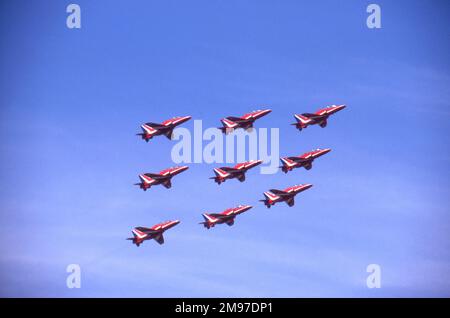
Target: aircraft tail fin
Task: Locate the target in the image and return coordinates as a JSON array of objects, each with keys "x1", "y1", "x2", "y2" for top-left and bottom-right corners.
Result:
[
  {"x1": 209, "y1": 176, "x2": 223, "y2": 185},
  {"x1": 259, "y1": 191, "x2": 278, "y2": 208},
  {"x1": 293, "y1": 114, "x2": 313, "y2": 129},
  {"x1": 126, "y1": 237, "x2": 141, "y2": 247},
  {"x1": 128, "y1": 229, "x2": 147, "y2": 246},
  {"x1": 131, "y1": 228, "x2": 147, "y2": 239},
  {"x1": 141, "y1": 124, "x2": 157, "y2": 135},
  {"x1": 136, "y1": 132, "x2": 151, "y2": 141},
  {"x1": 279, "y1": 157, "x2": 296, "y2": 173},
  {"x1": 202, "y1": 213, "x2": 217, "y2": 223},
  {"x1": 219, "y1": 118, "x2": 238, "y2": 134},
  {"x1": 263, "y1": 191, "x2": 279, "y2": 201},
  {"x1": 199, "y1": 213, "x2": 217, "y2": 229},
  {"x1": 139, "y1": 174, "x2": 154, "y2": 185},
  {"x1": 218, "y1": 126, "x2": 234, "y2": 134},
  {"x1": 259, "y1": 195, "x2": 273, "y2": 208},
  {"x1": 213, "y1": 168, "x2": 229, "y2": 178},
  {"x1": 199, "y1": 221, "x2": 210, "y2": 229}
]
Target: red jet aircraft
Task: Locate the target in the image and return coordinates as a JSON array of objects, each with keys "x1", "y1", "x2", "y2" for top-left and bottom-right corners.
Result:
[
  {"x1": 127, "y1": 220, "x2": 180, "y2": 246},
  {"x1": 260, "y1": 184, "x2": 313, "y2": 208},
  {"x1": 135, "y1": 166, "x2": 189, "y2": 191},
  {"x1": 199, "y1": 205, "x2": 252, "y2": 229},
  {"x1": 218, "y1": 109, "x2": 271, "y2": 134},
  {"x1": 137, "y1": 116, "x2": 191, "y2": 141},
  {"x1": 280, "y1": 148, "x2": 331, "y2": 173},
  {"x1": 210, "y1": 160, "x2": 262, "y2": 184},
  {"x1": 292, "y1": 104, "x2": 345, "y2": 131}
]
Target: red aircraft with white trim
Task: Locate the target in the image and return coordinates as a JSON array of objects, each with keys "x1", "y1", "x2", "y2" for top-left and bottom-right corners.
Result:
[
  {"x1": 137, "y1": 116, "x2": 191, "y2": 142},
  {"x1": 135, "y1": 166, "x2": 189, "y2": 191},
  {"x1": 218, "y1": 109, "x2": 271, "y2": 134},
  {"x1": 199, "y1": 205, "x2": 252, "y2": 229},
  {"x1": 210, "y1": 160, "x2": 262, "y2": 184},
  {"x1": 292, "y1": 105, "x2": 346, "y2": 131},
  {"x1": 260, "y1": 184, "x2": 313, "y2": 208},
  {"x1": 280, "y1": 148, "x2": 331, "y2": 173},
  {"x1": 127, "y1": 220, "x2": 180, "y2": 246}
]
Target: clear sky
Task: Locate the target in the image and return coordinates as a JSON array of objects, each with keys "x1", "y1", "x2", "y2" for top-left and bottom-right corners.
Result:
[{"x1": 0, "y1": 0, "x2": 449, "y2": 297}]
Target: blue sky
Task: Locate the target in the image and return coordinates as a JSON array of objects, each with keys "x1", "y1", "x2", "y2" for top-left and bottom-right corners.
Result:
[{"x1": 0, "y1": 0, "x2": 449, "y2": 297}]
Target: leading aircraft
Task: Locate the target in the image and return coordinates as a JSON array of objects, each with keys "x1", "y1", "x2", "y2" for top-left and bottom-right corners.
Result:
[
  {"x1": 127, "y1": 220, "x2": 180, "y2": 246},
  {"x1": 280, "y1": 148, "x2": 331, "y2": 173},
  {"x1": 260, "y1": 184, "x2": 313, "y2": 208},
  {"x1": 210, "y1": 160, "x2": 262, "y2": 184},
  {"x1": 135, "y1": 166, "x2": 189, "y2": 191},
  {"x1": 137, "y1": 115, "x2": 191, "y2": 142},
  {"x1": 218, "y1": 109, "x2": 271, "y2": 134},
  {"x1": 199, "y1": 205, "x2": 252, "y2": 229},
  {"x1": 292, "y1": 104, "x2": 345, "y2": 131}
]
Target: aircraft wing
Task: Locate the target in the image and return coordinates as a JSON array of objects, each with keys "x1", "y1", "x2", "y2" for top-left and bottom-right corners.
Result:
[
  {"x1": 208, "y1": 213, "x2": 231, "y2": 219},
  {"x1": 226, "y1": 116, "x2": 243, "y2": 122},
  {"x1": 227, "y1": 116, "x2": 254, "y2": 125},
  {"x1": 144, "y1": 173, "x2": 168, "y2": 180},
  {"x1": 287, "y1": 156, "x2": 308, "y2": 162},
  {"x1": 302, "y1": 113, "x2": 326, "y2": 120},
  {"x1": 154, "y1": 233, "x2": 164, "y2": 245},
  {"x1": 269, "y1": 189, "x2": 288, "y2": 196},
  {"x1": 135, "y1": 227, "x2": 158, "y2": 234},
  {"x1": 220, "y1": 167, "x2": 240, "y2": 173},
  {"x1": 144, "y1": 122, "x2": 165, "y2": 129}
]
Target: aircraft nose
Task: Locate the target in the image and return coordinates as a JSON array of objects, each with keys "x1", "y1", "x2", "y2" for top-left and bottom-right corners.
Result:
[
  {"x1": 173, "y1": 220, "x2": 181, "y2": 226},
  {"x1": 178, "y1": 116, "x2": 191, "y2": 123},
  {"x1": 323, "y1": 148, "x2": 332, "y2": 154},
  {"x1": 171, "y1": 166, "x2": 188, "y2": 174}
]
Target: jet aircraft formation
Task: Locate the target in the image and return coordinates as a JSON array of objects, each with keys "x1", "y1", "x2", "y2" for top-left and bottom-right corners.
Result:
[{"x1": 129, "y1": 105, "x2": 345, "y2": 246}]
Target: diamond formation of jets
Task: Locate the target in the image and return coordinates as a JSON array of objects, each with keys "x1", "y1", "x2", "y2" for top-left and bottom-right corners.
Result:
[
  {"x1": 127, "y1": 220, "x2": 180, "y2": 246},
  {"x1": 210, "y1": 160, "x2": 263, "y2": 184},
  {"x1": 292, "y1": 104, "x2": 345, "y2": 131},
  {"x1": 135, "y1": 166, "x2": 189, "y2": 191},
  {"x1": 218, "y1": 109, "x2": 271, "y2": 134},
  {"x1": 280, "y1": 148, "x2": 331, "y2": 173},
  {"x1": 137, "y1": 115, "x2": 191, "y2": 142},
  {"x1": 199, "y1": 205, "x2": 253, "y2": 229},
  {"x1": 260, "y1": 184, "x2": 313, "y2": 208},
  {"x1": 130, "y1": 106, "x2": 345, "y2": 246}
]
